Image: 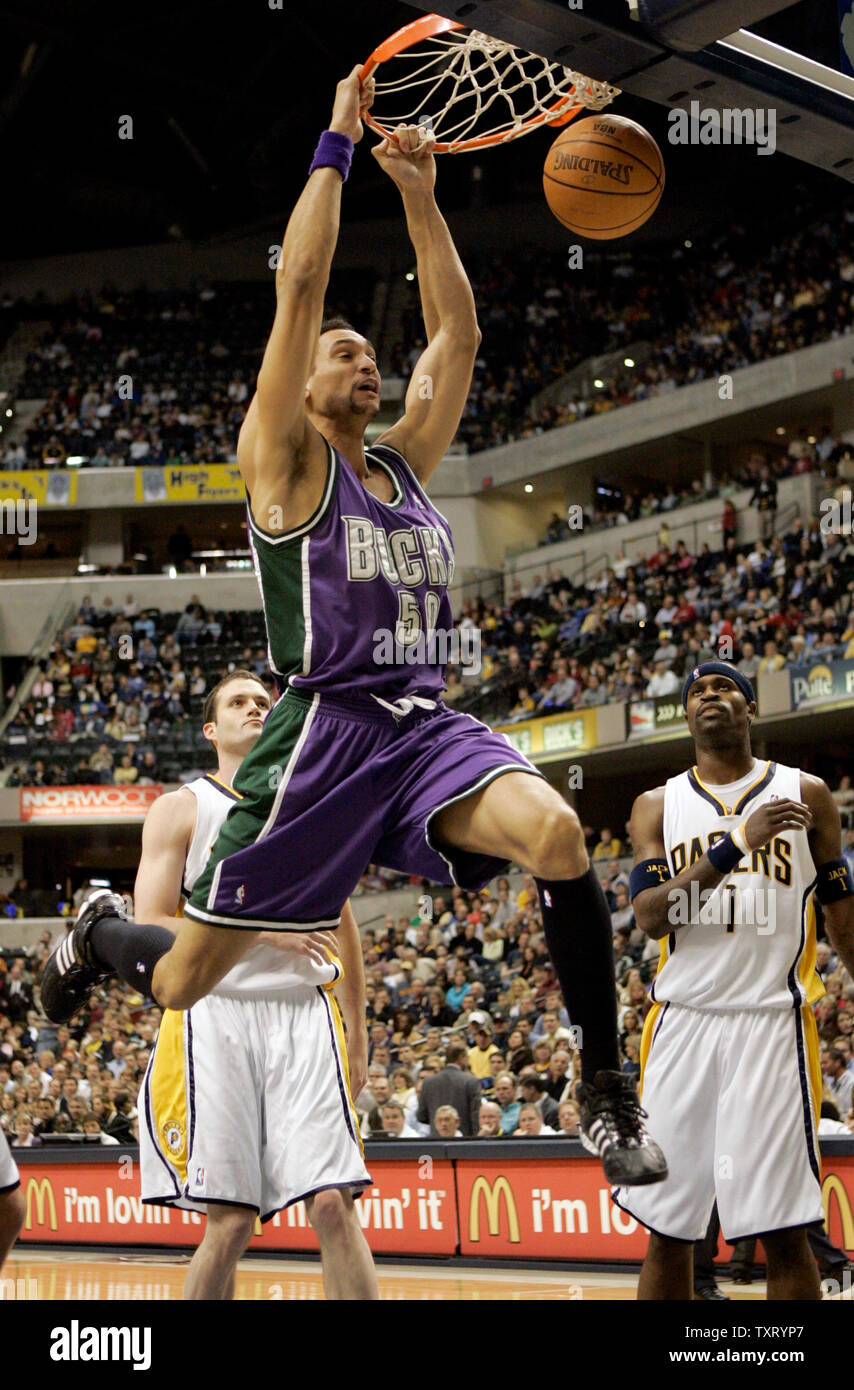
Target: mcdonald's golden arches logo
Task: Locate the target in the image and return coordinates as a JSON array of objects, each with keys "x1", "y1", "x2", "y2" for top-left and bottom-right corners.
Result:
[
  {"x1": 469, "y1": 1175, "x2": 520, "y2": 1244},
  {"x1": 822, "y1": 1173, "x2": 854, "y2": 1251},
  {"x1": 25, "y1": 1176, "x2": 57, "y2": 1231}
]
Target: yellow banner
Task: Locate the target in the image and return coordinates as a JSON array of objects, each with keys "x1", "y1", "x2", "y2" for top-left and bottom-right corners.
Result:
[
  {"x1": 492, "y1": 708, "x2": 596, "y2": 760},
  {"x1": 134, "y1": 464, "x2": 245, "y2": 503},
  {"x1": 0, "y1": 471, "x2": 77, "y2": 506}
]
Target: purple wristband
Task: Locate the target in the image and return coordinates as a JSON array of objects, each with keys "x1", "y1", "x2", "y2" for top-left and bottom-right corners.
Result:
[{"x1": 309, "y1": 130, "x2": 354, "y2": 181}]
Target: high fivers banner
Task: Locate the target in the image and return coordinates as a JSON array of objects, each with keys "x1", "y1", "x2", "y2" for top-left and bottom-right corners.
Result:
[{"x1": 134, "y1": 465, "x2": 244, "y2": 503}]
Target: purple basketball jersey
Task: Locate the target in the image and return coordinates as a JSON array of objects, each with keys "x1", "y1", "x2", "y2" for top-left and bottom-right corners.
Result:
[{"x1": 248, "y1": 441, "x2": 456, "y2": 700}]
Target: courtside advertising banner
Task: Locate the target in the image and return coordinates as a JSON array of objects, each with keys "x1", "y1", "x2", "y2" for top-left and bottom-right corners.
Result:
[
  {"x1": 20, "y1": 785, "x2": 163, "y2": 820},
  {"x1": 16, "y1": 1157, "x2": 458, "y2": 1257},
  {"x1": 492, "y1": 709, "x2": 596, "y2": 760},
  {"x1": 17, "y1": 1149, "x2": 854, "y2": 1261}
]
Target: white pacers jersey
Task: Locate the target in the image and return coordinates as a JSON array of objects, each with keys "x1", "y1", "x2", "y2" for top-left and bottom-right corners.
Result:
[
  {"x1": 653, "y1": 759, "x2": 823, "y2": 1012},
  {"x1": 181, "y1": 775, "x2": 340, "y2": 996}
]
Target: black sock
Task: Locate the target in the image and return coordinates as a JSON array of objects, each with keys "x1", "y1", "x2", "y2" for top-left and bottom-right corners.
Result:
[
  {"x1": 536, "y1": 868, "x2": 620, "y2": 1083},
  {"x1": 90, "y1": 916, "x2": 174, "y2": 1002}
]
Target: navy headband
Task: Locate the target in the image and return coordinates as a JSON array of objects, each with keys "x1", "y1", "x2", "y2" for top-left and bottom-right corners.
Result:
[{"x1": 681, "y1": 662, "x2": 755, "y2": 711}]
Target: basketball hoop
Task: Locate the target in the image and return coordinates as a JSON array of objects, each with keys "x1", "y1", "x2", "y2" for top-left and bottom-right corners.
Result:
[{"x1": 360, "y1": 12, "x2": 620, "y2": 154}]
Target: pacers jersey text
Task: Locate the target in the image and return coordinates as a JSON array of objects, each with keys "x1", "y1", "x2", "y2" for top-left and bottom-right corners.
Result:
[
  {"x1": 654, "y1": 760, "x2": 822, "y2": 1011},
  {"x1": 247, "y1": 441, "x2": 455, "y2": 699}
]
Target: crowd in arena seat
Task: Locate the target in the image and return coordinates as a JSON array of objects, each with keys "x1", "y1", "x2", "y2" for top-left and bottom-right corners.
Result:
[
  {"x1": 3, "y1": 454, "x2": 854, "y2": 783},
  {"x1": 0, "y1": 594, "x2": 272, "y2": 787},
  {"x1": 3, "y1": 195, "x2": 852, "y2": 471},
  {"x1": 403, "y1": 199, "x2": 854, "y2": 454},
  {"x1": 2, "y1": 863, "x2": 853, "y2": 1151},
  {"x1": 2, "y1": 277, "x2": 371, "y2": 471},
  {"x1": 443, "y1": 475, "x2": 854, "y2": 728},
  {"x1": 536, "y1": 430, "x2": 847, "y2": 544}
]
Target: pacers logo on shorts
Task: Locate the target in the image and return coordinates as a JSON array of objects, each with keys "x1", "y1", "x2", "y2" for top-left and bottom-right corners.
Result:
[{"x1": 162, "y1": 1119, "x2": 185, "y2": 1156}]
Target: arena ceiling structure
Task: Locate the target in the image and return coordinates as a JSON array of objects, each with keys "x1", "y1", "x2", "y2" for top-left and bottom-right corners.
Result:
[{"x1": 0, "y1": 0, "x2": 851, "y2": 260}]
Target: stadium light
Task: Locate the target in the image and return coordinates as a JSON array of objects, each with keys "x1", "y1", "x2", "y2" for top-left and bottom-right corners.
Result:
[
  {"x1": 593, "y1": 378, "x2": 604, "y2": 389},
  {"x1": 624, "y1": 358, "x2": 635, "y2": 368},
  {"x1": 524, "y1": 483, "x2": 533, "y2": 493}
]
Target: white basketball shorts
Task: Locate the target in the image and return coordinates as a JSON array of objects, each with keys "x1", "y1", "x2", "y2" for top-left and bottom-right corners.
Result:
[
  {"x1": 613, "y1": 1000, "x2": 824, "y2": 1242},
  {"x1": 0, "y1": 1128, "x2": 19, "y2": 1193},
  {"x1": 139, "y1": 985, "x2": 371, "y2": 1220}
]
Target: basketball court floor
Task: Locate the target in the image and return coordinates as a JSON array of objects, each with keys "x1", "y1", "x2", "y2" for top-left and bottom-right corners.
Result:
[{"x1": 5, "y1": 1247, "x2": 773, "y2": 1300}]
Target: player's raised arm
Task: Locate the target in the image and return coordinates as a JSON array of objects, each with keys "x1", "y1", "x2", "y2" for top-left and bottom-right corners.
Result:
[
  {"x1": 372, "y1": 124, "x2": 481, "y2": 483},
  {"x1": 240, "y1": 67, "x2": 374, "y2": 512},
  {"x1": 133, "y1": 790, "x2": 197, "y2": 932},
  {"x1": 802, "y1": 774, "x2": 854, "y2": 978}
]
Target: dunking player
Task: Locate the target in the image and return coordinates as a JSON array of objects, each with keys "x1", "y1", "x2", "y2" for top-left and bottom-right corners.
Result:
[
  {"x1": 136, "y1": 670, "x2": 377, "y2": 1299},
  {"x1": 620, "y1": 662, "x2": 854, "y2": 1299},
  {"x1": 0, "y1": 1132, "x2": 24, "y2": 1277},
  {"x1": 43, "y1": 68, "x2": 665, "y2": 1186}
]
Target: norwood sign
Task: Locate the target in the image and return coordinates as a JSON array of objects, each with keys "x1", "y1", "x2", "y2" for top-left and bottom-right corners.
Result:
[{"x1": 20, "y1": 785, "x2": 163, "y2": 821}]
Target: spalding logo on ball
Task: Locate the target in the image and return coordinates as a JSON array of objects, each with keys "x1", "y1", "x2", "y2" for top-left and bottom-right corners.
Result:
[{"x1": 543, "y1": 114, "x2": 664, "y2": 240}]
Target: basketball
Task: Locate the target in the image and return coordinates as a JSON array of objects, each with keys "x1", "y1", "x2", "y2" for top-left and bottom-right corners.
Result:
[{"x1": 542, "y1": 114, "x2": 664, "y2": 239}]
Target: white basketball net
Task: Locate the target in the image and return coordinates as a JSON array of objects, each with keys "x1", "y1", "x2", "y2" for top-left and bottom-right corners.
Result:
[{"x1": 369, "y1": 28, "x2": 620, "y2": 151}]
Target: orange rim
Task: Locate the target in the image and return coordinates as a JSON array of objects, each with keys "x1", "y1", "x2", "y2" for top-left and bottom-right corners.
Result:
[
  {"x1": 360, "y1": 13, "x2": 587, "y2": 153},
  {"x1": 359, "y1": 13, "x2": 462, "y2": 80}
]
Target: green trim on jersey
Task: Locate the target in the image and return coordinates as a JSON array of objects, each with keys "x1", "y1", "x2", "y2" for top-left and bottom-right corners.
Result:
[
  {"x1": 365, "y1": 454, "x2": 404, "y2": 508},
  {"x1": 186, "y1": 691, "x2": 316, "y2": 924},
  {"x1": 247, "y1": 440, "x2": 338, "y2": 546},
  {"x1": 248, "y1": 441, "x2": 338, "y2": 683}
]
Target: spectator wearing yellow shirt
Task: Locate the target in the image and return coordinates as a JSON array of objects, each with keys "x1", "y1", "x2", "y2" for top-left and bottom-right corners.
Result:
[
  {"x1": 592, "y1": 827, "x2": 623, "y2": 860},
  {"x1": 75, "y1": 628, "x2": 98, "y2": 655},
  {"x1": 113, "y1": 755, "x2": 139, "y2": 786},
  {"x1": 516, "y1": 873, "x2": 537, "y2": 910},
  {"x1": 467, "y1": 1019, "x2": 500, "y2": 1079},
  {"x1": 758, "y1": 638, "x2": 786, "y2": 674},
  {"x1": 508, "y1": 687, "x2": 535, "y2": 721}
]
